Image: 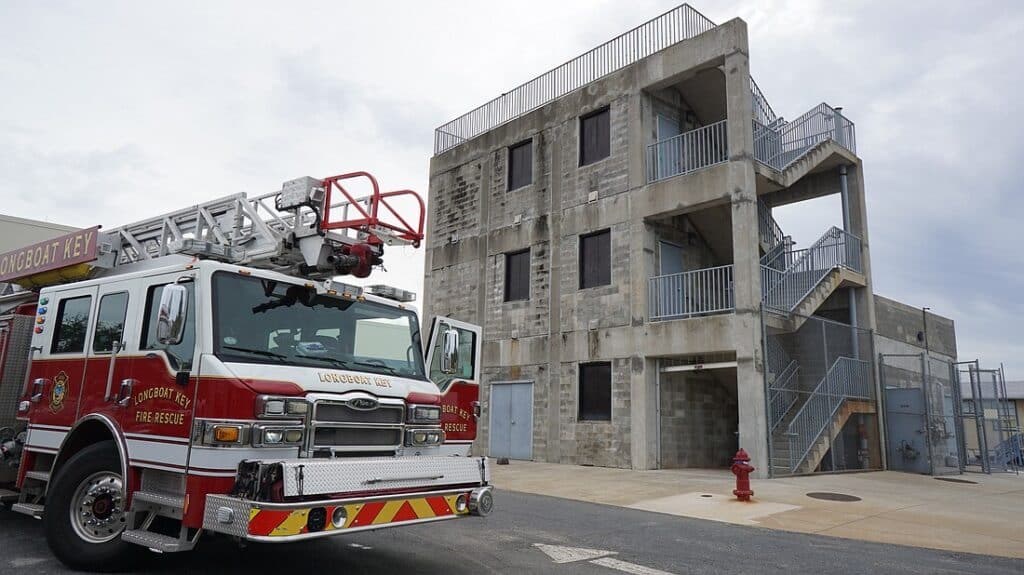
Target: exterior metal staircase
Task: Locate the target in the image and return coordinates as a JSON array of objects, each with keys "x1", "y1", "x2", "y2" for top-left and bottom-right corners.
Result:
[
  {"x1": 770, "y1": 357, "x2": 873, "y2": 474},
  {"x1": 760, "y1": 226, "x2": 863, "y2": 329}
]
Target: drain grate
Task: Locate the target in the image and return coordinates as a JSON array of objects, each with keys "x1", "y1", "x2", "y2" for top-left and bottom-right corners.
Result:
[
  {"x1": 700, "y1": 494, "x2": 713, "y2": 498},
  {"x1": 934, "y1": 477, "x2": 978, "y2": 485},
  {"x1": 805, "y1": 492, "x2": 861, "y2": 502}
]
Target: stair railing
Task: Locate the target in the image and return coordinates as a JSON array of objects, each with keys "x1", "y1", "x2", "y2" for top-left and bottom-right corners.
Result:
[
  {"x1": 761, "y1": 226, "x2": 861, "y2": 312},
  {"x1": 769, "y1": 360, "x2": 800, "y2": 433},
  {"x1": 757, "y1": 198, "x2": 786, "y2": 254},
  {"x1": 784, "y1": 357, "x2": 871, "y2": 472},
  {"x1": 753, "y1": 103, "x2": 856, "y2": 171}
]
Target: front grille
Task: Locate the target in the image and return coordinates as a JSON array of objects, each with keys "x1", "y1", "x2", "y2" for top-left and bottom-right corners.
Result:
[
  {"x1": 310, "y1": 398, "x2": 405, "y2": 452},
  {"x1": 315, "y1": 402, "x2": 403, "y2": 425},
  {"x1": 314, "y1": 427, "x2": 402, "y2": 447}
]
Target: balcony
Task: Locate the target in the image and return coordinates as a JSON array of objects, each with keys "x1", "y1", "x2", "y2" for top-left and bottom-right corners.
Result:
[
  {"x1": 646, "y1": 120, "x2": 728, "y2": 183},
  {"x1": 647, "y1": 227, "x2": 862, "y2": 322}
]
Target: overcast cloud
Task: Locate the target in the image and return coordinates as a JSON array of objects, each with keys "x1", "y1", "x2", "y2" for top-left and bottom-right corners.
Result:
[{"x1": 1, "y1": 1, "x2": 1021, "y2": 376}]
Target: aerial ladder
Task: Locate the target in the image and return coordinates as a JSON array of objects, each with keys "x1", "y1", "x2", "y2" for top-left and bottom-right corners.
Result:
[{"x1": 92, "y1": 170, "x2": 425, "y2": 280}]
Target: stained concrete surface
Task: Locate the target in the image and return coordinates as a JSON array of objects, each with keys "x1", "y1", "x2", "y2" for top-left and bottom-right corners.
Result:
[{"x1": 492, "y1": 462, "x2": 1024, "y2": 559}]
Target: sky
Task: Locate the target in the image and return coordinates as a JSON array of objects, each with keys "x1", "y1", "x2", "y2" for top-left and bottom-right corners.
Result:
[{"x1": 1, "y1": 1, "x2": 1021, "y2": 377}]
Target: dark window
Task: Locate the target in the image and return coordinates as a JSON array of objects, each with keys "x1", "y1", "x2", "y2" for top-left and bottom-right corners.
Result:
[
  {"x1": 580, "y1": 107, "x2": 610, "y2": 166},
  {"x1": 579, "y1": 230, "x2": 611, "y2": 289},
  {"x1": 93, "y1": 292, "x2": 128, "y2": 353},
  {"x1": 504, "y1": 249, "x2": 530, "y2": 302},
  {"x1": 579, "y1": 362, "x2": 612, "y2": 421},
  {"x1": 508, "y1": 139, "x2": 533, "y2": 190},
  {"x1": 52, "y1": 295, "x2": 92, "y2": 354},
  {"x1": 141, "y1": 282, "x2": 196, "y2": 371}
]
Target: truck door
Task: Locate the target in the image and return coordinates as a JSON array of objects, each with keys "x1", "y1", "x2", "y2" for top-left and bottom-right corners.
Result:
[
  {"x1": 118, "y1": 274, "x2": 198, "y2": 473},
  {"x1": 423, "y1": 317, "x2": 482, "y2": 454},
  {"x1": 77, "y1": 279, "x2": 137, "y2": 453},
  {"x1": 25, "y1": 285, "x2": 98, "y2": 434}
]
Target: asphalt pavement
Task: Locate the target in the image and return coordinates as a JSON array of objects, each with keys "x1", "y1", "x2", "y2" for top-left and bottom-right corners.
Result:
[{"x1": 2, "y1": 490, "x2": 1021, "y2": 574}]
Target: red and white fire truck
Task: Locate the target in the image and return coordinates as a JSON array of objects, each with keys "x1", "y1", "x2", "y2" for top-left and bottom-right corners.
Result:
[{"x1": 0, "y1": 171, "x2": 490, "y2": 570}]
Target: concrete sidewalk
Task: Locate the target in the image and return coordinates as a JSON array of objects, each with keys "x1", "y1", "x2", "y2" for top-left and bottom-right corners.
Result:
[{"x1": 491, "y1": 461, "x2": 1024, "y2": 559}]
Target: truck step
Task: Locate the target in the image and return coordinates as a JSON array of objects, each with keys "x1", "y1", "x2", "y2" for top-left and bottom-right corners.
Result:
[
  {"x1": 0, "y1": 488, "x2": 19, "y2": 503},
  {"x1": 131, "y1": 491, "x2": 185, "y2": 519},
  {"x1": 122, "y1": 529, "x2": 195, "y2": 553},
  {"x1": 24, "y1": 470, "x2": 50, "y2": 483},
  {"x1": 11, "y1": 502, "x2": 44, "y2": 518}
]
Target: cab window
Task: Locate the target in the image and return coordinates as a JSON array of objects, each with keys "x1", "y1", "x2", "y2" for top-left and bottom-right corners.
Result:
[
  {"x1": 52, "y1": 295, "x2": 92, "y2": 354},
  {"x1": 140, "y1": 282, "x2": 196, "y2": 371},
  {"x1": 93, "y1": 292, "x2": 128, "y2": 353}
]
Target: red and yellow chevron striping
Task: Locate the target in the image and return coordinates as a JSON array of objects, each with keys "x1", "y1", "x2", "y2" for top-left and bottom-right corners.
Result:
[{"x1": 247, "y1": 493, "x2": 469, "y2": 537}]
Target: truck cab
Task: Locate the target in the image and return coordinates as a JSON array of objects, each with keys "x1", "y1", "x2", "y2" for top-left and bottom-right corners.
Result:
[{"x1": 6, "y1": 256, "x2": 490, "y2": 570}]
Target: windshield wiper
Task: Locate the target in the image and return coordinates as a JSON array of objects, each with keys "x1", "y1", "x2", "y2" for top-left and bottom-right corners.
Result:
[
  {"x1": 222, "y1": 345, "x2": 288, "y2": 360},
  {"x1": 298, "y1": 355, "x2": 352, "y2": 370},
  {"x1": 352, "y1": 359, "x2": 399, "y2": 376}
]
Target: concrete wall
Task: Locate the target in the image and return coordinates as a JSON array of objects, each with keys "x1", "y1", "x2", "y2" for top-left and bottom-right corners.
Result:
[{"x1": 874, "y1": 295, "x2": 957, "y2": 360}]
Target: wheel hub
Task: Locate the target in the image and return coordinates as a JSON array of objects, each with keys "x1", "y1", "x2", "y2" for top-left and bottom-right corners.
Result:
[{"x1": 70, "y1": 471, "x2": 126, "y2": 544}]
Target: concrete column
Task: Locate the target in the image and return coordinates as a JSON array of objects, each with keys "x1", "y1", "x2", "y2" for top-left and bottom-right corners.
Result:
[
  {"x1": 724, "y1": 48, "x2": 769, "y2": 478},
  {"x1": 845, "y1": 161, "x2": 884, "y2": 468},
  {"x1": 626, "y1": 90, "x2": 659, "y2": 470},
  {"x1": 546, "y1": 128, "x2": 564, "y2": 464}
]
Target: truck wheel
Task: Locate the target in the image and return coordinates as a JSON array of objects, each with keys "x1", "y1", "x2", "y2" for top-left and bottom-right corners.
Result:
[{"x1": 44, "y1": 441, "x2": 137, "y2": 571}]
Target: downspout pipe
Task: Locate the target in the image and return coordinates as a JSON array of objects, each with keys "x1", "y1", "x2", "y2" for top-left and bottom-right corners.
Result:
[{"x1": 839, "y1": 164, "x2": 859, "y2": 359}]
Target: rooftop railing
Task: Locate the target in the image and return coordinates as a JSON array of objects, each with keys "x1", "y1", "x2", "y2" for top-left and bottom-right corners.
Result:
[{"x1": 433, "y1": 4, "x2": 716, "y2": 154}]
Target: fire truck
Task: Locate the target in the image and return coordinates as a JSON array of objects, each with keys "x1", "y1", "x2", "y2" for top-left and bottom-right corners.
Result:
[{"x1": 0, "y1": 171, "x2": 490, "y2": 570}]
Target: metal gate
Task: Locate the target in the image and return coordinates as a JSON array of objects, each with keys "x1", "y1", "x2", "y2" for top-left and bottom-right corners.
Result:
[
  {"x1": 956, "y1": 361, "x2": 1021, "y2": 474},
  {"x1": 488, "y1": 381, "x2": 533, "y2": 460}
]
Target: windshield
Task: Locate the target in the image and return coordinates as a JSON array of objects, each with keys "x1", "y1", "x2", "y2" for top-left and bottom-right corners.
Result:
[{"x1": 211, "y1": 271, "x2": 426, "y2": 379}]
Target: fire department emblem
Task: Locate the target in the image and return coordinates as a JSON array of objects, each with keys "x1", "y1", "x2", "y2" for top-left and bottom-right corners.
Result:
[{"x1": 50, "y1": 371, "x2": 69, "y2": 413}]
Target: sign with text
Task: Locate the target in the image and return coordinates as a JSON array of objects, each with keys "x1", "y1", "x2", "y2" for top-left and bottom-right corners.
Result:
[{"x1": 0, "y1": 226, "x2": 101, "y2": 283}]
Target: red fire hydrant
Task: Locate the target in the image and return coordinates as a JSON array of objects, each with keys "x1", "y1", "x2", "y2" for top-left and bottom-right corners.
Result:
[{"x1": 731, "y1": 448, "x2": 755, "y2": 502}]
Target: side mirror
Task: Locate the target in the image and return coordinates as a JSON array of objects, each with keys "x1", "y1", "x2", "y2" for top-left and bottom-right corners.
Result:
[
  {"x1": 157, "y1": 284, "x2": 188, "y2": 345},
  {"x1": 440, "y1": 327, "x2": 459, "y2": 375}
]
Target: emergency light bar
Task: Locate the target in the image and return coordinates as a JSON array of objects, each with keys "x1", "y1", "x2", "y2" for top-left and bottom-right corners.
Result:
[{"x1": 366, "y1": 284, "x2": 416, "y2": 303}]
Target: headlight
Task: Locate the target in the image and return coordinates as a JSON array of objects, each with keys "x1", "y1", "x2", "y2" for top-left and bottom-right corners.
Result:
[
  {"x1": 407, "y1": 404, "x2": 441, "y2": 424},
  {"x1": 252, "y1": 424, "x2": 304, "y2": 447},
  {"x1": 257, "y1": 396, "x2": 309, "y2": 419},
  {"x1": 407, "y1": 429, "x2": 445, "y2": 447}
]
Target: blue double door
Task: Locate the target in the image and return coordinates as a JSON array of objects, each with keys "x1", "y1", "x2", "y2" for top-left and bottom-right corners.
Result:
[{"x1": 489, "y1": 382, "x2": 533, "y2": 460}]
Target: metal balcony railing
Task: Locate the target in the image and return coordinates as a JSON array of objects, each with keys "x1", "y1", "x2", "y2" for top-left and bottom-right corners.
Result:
[
  {"x1": 761, "y1": 226, "x2": 862, "y2": 313},
  {"x1": 784, "y1": 357, "x2": 872, "y2": 472},
  {"x1": 646, "y1": 120, "x2": 728, "y2": 182},
  {"x1": 648, "y1": 264, "x2": 734, "y2": 321},
  {"x1": 753, "y1": 103, "x2": 856, "y2": 171},
  {"x1": 433, "y1": 4, "x2": 716, "y2": 154}
]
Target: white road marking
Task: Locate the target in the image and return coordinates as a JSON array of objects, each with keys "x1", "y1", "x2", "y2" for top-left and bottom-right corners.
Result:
[
  {"x1": 348, "y1": 543, "x2": 373, "y2": 550},
  {"x1": 533, "y1": 543, "x2": 616, "y2": 563},
  {"x1": 590, "y1": 556, "x2": 677, "y2": 575}
]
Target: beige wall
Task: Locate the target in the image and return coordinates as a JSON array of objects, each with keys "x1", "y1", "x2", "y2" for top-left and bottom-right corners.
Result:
[{"x1": 0, "y1": 214, "x2": 77, "y2": 253}]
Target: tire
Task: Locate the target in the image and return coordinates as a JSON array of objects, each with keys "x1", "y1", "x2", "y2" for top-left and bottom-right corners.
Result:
[{"x1": 44, "y1": 440, "x2": 139, "y2": 572}]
